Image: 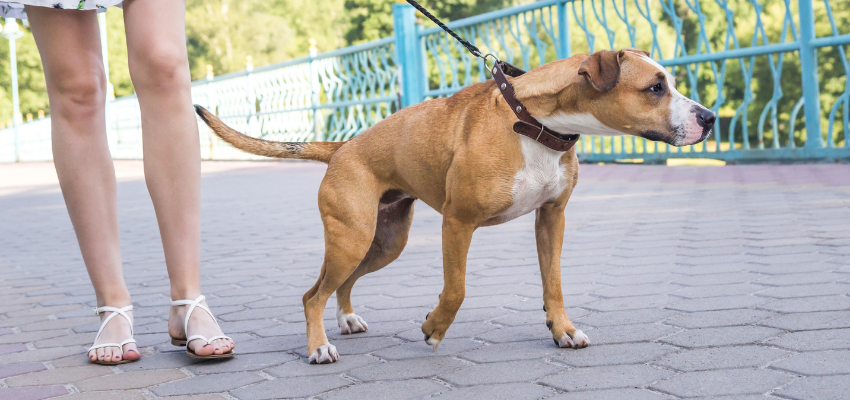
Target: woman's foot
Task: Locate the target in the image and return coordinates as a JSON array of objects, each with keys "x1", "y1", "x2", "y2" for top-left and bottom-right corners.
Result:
[
  {"x1": 88, "y1": 308, "x2": 140, "y2": 364},
  {"x1": 169, "y1": 299, "x2": 235, "y2": 356}
]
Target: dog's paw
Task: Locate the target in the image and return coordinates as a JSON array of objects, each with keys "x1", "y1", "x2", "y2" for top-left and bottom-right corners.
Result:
[
  {"x1": 424, "y1": 334, "x2": 441, "y2": 351},
  {"x1": 422, "y1": 312, "x2": 444, "y2": 351},
  {"x1": 308, "y1": 344, "x2": 339, "y2": 364},
  {"x1": 337, "y1": 309, "x2": 369, "y2": 335},
  {"x1": 554, "y1": 329, "x2": 590, "y2": 349}
]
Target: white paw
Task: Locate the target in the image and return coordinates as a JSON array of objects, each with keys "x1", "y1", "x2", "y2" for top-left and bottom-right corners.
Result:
[
  {"x1": 555, "y1": 329, "x2": 590, "y2": 349},
  {"x1": 337, "y1": 307, "x2": 368, "y2": 335},
  {"x1": 425, "y1": 335, "x2": 441, "y2": 351},
  {"x1": 308, "y1": 343, "x2": 339, "y2": 364}
]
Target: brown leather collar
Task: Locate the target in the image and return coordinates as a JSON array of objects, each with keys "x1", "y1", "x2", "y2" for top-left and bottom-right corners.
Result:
[{"x1": 491, "y1": 61, "x2": 580, "y2": 152}]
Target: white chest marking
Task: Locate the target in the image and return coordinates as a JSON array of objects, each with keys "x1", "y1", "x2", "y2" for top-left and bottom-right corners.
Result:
[
  {"x1": 500, "y1": 136, "x2": 568, "y2": 222},
  {"x1": 536, "y1": 112, "x2": 623, "y2": 136}
]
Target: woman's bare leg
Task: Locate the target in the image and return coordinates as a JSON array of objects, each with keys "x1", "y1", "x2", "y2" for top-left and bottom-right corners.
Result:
[
  {"x1": 26, "y1": 6, "x2": 139, "y2": 363},
  {"x1": 122, "y1": 0, "x2": 233, "y2": 356}
]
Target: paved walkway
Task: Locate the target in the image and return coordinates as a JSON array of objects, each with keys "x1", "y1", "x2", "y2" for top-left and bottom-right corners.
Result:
[{"x1": 1, "y1": 161, "x2": 849, "y2": 400}]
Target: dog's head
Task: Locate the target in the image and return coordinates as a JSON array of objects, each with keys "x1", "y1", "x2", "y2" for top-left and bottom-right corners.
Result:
[{"x1": 532, "y1": 49, "x2": 715, "y2": 147}]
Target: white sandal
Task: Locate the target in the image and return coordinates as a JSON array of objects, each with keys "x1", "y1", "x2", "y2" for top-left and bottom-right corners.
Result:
[
  {"x1": 170, "y1": 295, "x2": 234, "y2": 359},
  {"x1": 88, "y1": 305, "x2": 138, "y2": 365}
]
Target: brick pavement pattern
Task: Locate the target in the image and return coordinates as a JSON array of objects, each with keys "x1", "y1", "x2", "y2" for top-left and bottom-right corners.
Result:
[{"x1": 1, "y1": 160, "x2": 849, "y2": 399}]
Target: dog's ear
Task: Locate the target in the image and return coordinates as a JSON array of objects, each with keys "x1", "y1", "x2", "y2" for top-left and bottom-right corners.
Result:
[
  {"x1": 578, "y1": 50, "x2": 624, "y2": 93},
  {"x1": 623, "y1": 48, "x2": 650, "y2": 57}
]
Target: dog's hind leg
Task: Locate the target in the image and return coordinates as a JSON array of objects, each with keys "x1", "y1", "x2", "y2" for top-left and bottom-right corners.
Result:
[
  {"x1": 421, "y1": 215, "x2": 476, "y2": 350},
  {"x1": 536, "y1": 203, "x2": 589, "y2": 349},
  {"x1": 303, "y1": 176, "x2": 381, "y2": 364},
  {"x1": 335, "y1": 197, "x2": 415, "y2": 335}
]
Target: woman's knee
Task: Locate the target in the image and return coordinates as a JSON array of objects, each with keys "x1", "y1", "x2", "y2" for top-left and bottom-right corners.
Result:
[
  {"x1": 128, "y1": 45, "x2": 190, "y2": 93},
  {"x1": 49, "y1": 68, "x2": 106, "y2": 118}
]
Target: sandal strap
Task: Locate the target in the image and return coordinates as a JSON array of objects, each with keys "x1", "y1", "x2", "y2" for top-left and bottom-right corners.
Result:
[
  {"x1": 171, "y1": 295, "x2": 225, "y2": 348},
  {"x1": 186, "y1": 334, "x2": 232, "y2": 346},
  {"x1": 91, "y1": 305, "x2": 134, "y2": 350},
  {"x1": 88, "y1": 338, "x2": 136, "y2": 352}
]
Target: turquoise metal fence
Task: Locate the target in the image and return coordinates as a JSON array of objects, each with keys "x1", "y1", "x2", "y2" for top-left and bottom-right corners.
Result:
[
  {"x1": 394, "y1": 0, "x2": 850, "y2": 163},
  {"x1": 0, "y1": 0, "x2": 847, "y2": 163}
]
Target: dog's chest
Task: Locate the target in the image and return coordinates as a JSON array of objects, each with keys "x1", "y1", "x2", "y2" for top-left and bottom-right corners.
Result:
[{"x1": 498, "y1": 137, "x2": 568, "y2": 222}]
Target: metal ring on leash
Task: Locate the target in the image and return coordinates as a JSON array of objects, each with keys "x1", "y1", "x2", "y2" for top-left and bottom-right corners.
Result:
[{"x1": 483, "y1": 53, "x2": 501, "y2": 75}]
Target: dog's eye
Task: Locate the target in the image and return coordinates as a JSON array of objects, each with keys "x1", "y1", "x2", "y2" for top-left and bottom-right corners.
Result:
[{"x1": 648, "y1": 83, "x2": 665, "y2": 94}]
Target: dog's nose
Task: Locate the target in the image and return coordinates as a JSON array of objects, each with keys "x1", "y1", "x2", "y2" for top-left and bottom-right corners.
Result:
[{"x1": 697, "y1": 108, "x2": 716, "y2": 129}]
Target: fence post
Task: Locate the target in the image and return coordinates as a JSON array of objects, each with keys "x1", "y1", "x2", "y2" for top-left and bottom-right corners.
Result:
[
  {"x1": 205, "y1": 65, "x2": 215, "y2": 160},
  {"x1": 309, "y1": 38, "x2": 323, "y2": 141},
  {"x1": 798, "y1": 0, "x2": 823, "y2": 148},
  {"x1": 392, "y1": 3, "x2": 423, "y2": 108},
  {"x1": 556, "y1": 0, "x2": 570, "y2": 59},
  {"x1": 245, "y1": 55, "x2": 256, "y2": 137}
]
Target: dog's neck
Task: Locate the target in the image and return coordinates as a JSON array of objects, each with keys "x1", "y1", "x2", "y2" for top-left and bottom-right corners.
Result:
[{"x1": 508, "y1": 59, "x2": 623, "y2": 137}]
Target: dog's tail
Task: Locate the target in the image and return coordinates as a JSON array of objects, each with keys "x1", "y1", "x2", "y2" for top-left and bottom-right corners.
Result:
[{"x1": 194, "y1": 105, "x2": 344, "y2": 164}]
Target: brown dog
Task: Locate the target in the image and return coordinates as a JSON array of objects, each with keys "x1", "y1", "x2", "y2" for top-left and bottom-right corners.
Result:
[{"x1": 196, "y1": 48, "x2": 715, "y2": 364}]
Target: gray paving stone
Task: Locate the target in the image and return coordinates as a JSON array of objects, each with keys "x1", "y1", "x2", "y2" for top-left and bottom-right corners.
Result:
[
  {"x1": 661, "y1": 326, "x2": 782, "y2": 348},
  {"x1": 149, "y1": 372, "x2": 263, "y2": 396},
  {"x1": 665, "y1": 309, "x2": 776, "y2": 328},
  {"x1": 757, "y1": 283, "x2": 850, "y2": 299},
  {"x1": 293, "y1": 336, "x2": 402, "y2": 357},
  {"x1": 576, "y1": 309, "x2": 680, "y2": 327},
  {"x1": 540, "y1": 364, "x2": 673, "y2": 391},
  {"x1": 554, "y1": 343, "x2": 677, "y2": 367},
  {"x1": 229, "y1": 375, "x2": 350, "y2": 399},
  {"x1": 771, "y1": 350, "x2": 850, "y2": 376},
  {"x1": 760, "y1": 311, "x2": 850, "y2": 331},
  {"x1": 666, "y1": 295, "x2": 769, "y2": 312},
  {"x1": 428, "y1": 383, "x2": 553, "y2": 400},
  {"x1": 583, "y1": 295, "x2": 676, "y2": 312},
  {"x1": 458, "y1": 340, "x2": 562, "y2": 363},
  {"x1": 765, "y1": 329, "x2": 850, "y2": 351},
  {"x1": 186, "y1": 352, "x2": 297, "y2": 374},
  {"x1": 760, "y1": 296, "x2": 850, "y2": 312},
  {"x1": 0, "y1": 386, "x2": 69, "y2": 400},
  {"x1": 371, "y1": 338, "x2": 482, "y2": 360},
  {"x1": 653, "y1": 345, "x2": 790, "y2": 372},
  {"x1": 0, "y1": 363, "x2": 47, "y2": 379},
  {"x1": 588, "y1": 323, "x2": 679, "y2": 345},
  {"x1": 347, "y1": 356, "x2": 467, "y2": 381},
  {"x1": 321, "y1": 379, "x2": 445, "y2": 400},
  {"x1": 438, "y1": 360, "x2": 563, "y2": 386},
  {"x1": 650, "y1": 369, "x2": 792, "y2": 397},
  {"x1": 546, "y1": 388, "x2": 672, "y2": 400},
  {"x1": 266, "y1": 354, "x2": 379, "y2": 378},
  {"x1": 775, "y1": 375, "x2": 850, "y2": 400},
  {"x1": 5, "y1": 162, "x2": 850, "y2": 398}
]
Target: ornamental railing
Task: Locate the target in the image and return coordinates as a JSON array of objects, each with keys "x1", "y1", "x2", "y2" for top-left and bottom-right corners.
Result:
[{"x1": 0, "y1": 0, "x2": 847, "y2": 163}]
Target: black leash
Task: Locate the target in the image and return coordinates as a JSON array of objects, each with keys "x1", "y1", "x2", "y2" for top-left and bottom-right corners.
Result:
[
  {"x1": 405, "y1": 0, "x2": 485, "y2": 60},
  {"x1": 404, "y1": 0, "x2": 579, "y2": 152}
]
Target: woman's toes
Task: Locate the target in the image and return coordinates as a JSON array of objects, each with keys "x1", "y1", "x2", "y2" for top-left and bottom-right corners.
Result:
[
  {"x1": 112, "y1": 348, "x2": 122, "y2": 362},
  {"x1": 124, "y1": 345, "x2": 140, "y2": 361},
  {"x1": 88, "y1": 350, "x2": 98, "y2": 361},
  {"x1": 191, "y1": 341, "x2": 213, "y2": 356},
  {"x1": 96, "y1": 347, "x2": 105, "y2": 361}
]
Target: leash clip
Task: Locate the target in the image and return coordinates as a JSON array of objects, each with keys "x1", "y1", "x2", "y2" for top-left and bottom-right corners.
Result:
[{"x1": 483, "y1": 53, "x2": 501, "y2": 74}]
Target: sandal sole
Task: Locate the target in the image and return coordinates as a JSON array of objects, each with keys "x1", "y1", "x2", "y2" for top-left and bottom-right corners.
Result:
[
  {"x1": 90, "y1": 358, "x2": 138, "y2": 365},
  {"x1": 187, "y1": 350, "x2": 235, "y2": 359}
]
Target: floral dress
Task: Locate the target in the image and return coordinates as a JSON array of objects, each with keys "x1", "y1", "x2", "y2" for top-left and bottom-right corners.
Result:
[{"x1": 0, "y1": 0, "x2": 123, "y2": 19}]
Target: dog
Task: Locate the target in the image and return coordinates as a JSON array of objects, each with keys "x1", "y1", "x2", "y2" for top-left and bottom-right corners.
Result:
[{"x1": 195, "y1": 48, "x2": 715, "y2": 364}]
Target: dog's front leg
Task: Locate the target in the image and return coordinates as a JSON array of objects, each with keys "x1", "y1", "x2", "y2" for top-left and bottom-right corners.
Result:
[
  {"x1": 421, "y1": 216, "x2": 475, "y2": 350},
  {"x1": 536, "y1": 204, "x2": 590, "y2": 349}
]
